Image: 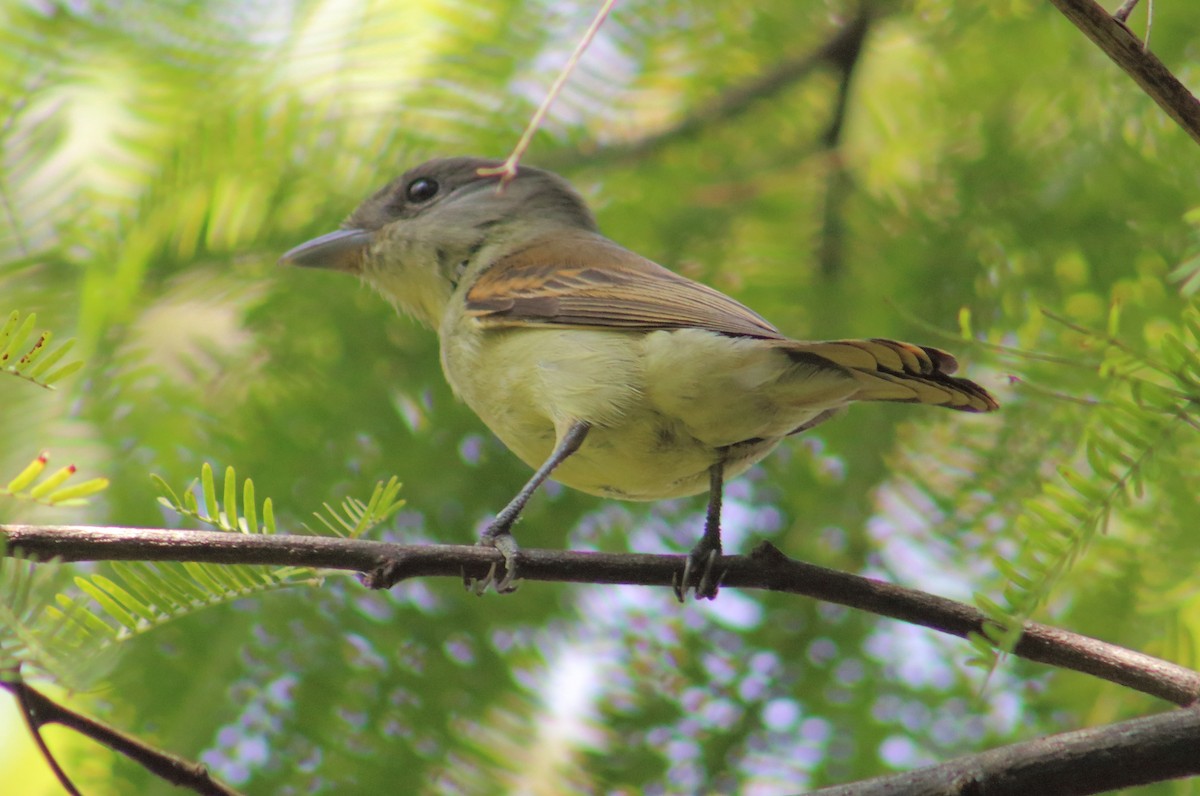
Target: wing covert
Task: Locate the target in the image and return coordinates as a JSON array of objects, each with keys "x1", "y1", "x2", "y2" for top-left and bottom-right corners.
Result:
[{"x1": 465, "y1": 233, "x2": 783, "y2": 339}]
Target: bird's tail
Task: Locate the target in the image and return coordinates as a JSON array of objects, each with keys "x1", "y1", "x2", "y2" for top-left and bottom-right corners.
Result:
[{"x1": 783, "y1": 338, "x2": 998, "y2": 413}]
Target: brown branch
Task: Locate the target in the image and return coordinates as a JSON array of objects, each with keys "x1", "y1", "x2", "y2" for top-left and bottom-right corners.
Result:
[
  {"x1": 4, "y1": 524, "x2": 1199, "y2": 706},
  {"x1": 805, "y1": 702, "x2": 1200, "y2": 796},
  {"x1": 1047, "y1": 0, "x2": 1200, "y2": 145},
  {"x1": 2, "y1": 679, "x2": 243, "y2": 796},
  {"x1": 11, "y1": 672, "x2": 82, "y2": 796}
]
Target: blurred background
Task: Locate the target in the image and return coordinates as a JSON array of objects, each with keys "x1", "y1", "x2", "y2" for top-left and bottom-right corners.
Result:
[{"x1": 2, "y1": 0, "x2": 1200, "y2": 793}]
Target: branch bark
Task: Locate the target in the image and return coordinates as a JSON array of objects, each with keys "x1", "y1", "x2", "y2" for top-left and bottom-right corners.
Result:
[
  {"x1": 806, "y1": 702, "x2": 1200, "y2": 796},
  {"x1": 1047, "y1": 0, "x2": 1200, "y2": 145},
  {"x1": 2, "y1": 679, "x2": 243, "y2": 796},
  {"x1": 4, "y1": 524, "x2": 1199, "y2": 706}
]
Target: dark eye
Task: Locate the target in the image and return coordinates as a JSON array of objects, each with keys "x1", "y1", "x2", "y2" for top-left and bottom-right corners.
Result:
[{"x1": 406, "y1": 178, "x2": 439, "y2": 203}]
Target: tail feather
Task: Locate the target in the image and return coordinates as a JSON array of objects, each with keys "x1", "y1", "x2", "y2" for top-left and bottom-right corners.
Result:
[{"x1": 784, "y1": 338, "x2": 998, "y2": 413}]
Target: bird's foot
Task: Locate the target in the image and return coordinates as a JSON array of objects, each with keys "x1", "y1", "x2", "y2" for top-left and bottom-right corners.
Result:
[
  {"x1": 463, "y1": 526, "x2": 521, "y2": 595},
  {"x1": 362, "y1": 559, "x2": 402, "y2": 590},
  {"x1": 673, "y1": 539, "x2": 726, "y2": 602}
]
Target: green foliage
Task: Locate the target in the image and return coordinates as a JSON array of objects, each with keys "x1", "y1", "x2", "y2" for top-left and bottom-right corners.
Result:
[
  {"x1": 3, "y1": 0, "x2": 1200, "y2": 793},
  {"x1": 1, "y1": 451, "x2": 108, "y2": 507},
  {"x1": 0, "y1": 539, "x2": 88, "y2": 686},
  {"x1": 153, "y1": 462, "x2": 405, "y2": 539},
  {"x1": 971, "y1": 303, "x2": 1200, "y2": 664},
  {"x1": 152, "y1": 462, "x2": 280, "y2": 534},
  {"x1": 2, "y1": 463, "x2": 324, "y2": 692},
  {"x1": 1167, "y1": 209, "x2": 1200, "y2": 296},
  {"x1": 0, "y1": 310, "x2": 83, "y2": 389},
  {"x1": 35, "y1": 556, "x2": 323, "y2": 692},
  {"x1": 311, "y1": 475, "x2": 405, "y2": 538}
]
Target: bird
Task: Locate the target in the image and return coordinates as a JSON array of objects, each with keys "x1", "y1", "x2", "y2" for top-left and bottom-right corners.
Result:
[{"x1": 279, "y1": 156, "x2": 997, "y2": 599}]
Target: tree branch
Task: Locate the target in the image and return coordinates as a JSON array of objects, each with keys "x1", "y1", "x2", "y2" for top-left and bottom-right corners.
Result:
[
  {"x1": 1047, "y1": 0, "x2": 1200, "y2": 145},
  {"x1": 2, "y1": 679, "x2": 244, "y2": 796},
  {"x1": 4, "y1": 524, "x2": 1198, "y2": 706},
  {"x1": 11, "y1": 672, "x2": 82, "y2": 796},
  {"x1": 805, "y1": 702, "x2": 1200, "y2": 796}
]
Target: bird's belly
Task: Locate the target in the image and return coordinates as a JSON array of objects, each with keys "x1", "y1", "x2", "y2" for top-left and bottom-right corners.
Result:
[
  {"x1": 481, "y1": 407, "x2": 782, "y2": 500},
  {"x1": 553, "y1": 421, "x2": 780, "y2": 499},
  {"x1": 440, "y1": 324, "x2": 802, "y2": 499}
]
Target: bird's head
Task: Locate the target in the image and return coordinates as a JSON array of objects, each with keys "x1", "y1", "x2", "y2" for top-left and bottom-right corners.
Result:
[{"x1": 279, "y1": 157, "x2": 597, "y2": 328}]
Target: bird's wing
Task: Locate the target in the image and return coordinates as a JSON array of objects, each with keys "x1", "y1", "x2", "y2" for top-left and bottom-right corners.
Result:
[{"x1": 464, "y1": 233, "x2": 784, "y2": 339}]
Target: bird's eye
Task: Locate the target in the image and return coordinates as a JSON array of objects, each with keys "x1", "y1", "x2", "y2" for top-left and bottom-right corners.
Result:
[{"x1": 406, "y1": 178, "x2": 439, "y2": 203}]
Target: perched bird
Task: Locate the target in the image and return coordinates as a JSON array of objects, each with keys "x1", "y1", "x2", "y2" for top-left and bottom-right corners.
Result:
[{"x1": 280, "y1": 157, "x2": 997, "y2": 598}]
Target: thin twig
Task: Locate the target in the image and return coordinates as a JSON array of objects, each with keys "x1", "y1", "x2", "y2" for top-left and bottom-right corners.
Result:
[
  {"x1": 479, "y1": 0, "x2": 618, "y2": 187},
  {"x1": 1005, "y1": 374, "x2": 1103, "y2": 406},
  {"x1": 1112, "y1": 0, "x2": 1139, "y2": 24}
]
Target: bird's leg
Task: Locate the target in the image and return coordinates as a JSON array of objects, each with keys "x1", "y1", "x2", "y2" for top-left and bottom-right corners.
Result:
[
  {"x1": 674, "y1": 462, "x2": 726, "y2": 601},
  {"x1": 468, "y1": 420, "x2": 591, "y2": 594}
]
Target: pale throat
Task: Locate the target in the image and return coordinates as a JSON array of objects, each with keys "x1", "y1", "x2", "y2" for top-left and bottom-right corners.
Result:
[{"x1": 362, "y1": 258, "x2": 454, "y2": 330}]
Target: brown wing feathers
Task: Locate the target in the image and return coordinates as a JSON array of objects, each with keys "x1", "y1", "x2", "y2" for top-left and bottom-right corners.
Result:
[
  {"x1": 466, "y1": 234, "x2": 783, "y2": 339},
  {"x1": 785, "y1": 339, "x2": 997, "y2": 413}
]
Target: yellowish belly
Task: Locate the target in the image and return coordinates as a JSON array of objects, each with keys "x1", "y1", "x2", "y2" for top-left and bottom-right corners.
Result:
[
  {"x1": 440, "y1": 323, "x2": 816, "y2": 499},
  {"x1": 507, "y1": 414, "x2": 779, "y2": 500}
]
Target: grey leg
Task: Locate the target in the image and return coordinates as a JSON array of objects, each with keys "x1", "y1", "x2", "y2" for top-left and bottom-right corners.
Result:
[
  {"x1": 674, "y1": 462, "x2": 726, "y2": 601},
  {"x1": 471, "y1": 420, "x2": 591, "y2": 594}
]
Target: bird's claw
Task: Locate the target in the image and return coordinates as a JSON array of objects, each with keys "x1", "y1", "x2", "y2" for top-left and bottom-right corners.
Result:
[
  {"x1": 673, "y1": 547, "x2": 725, "y2": 602},
  {"x1": 463, "y1": 529, "x2": 521, "y2": 595}
]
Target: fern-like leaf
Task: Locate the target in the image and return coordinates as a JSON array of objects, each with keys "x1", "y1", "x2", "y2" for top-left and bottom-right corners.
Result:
[
  {"x1": 5, "y1": 463, "x2": 335, "y2": 689},
  {"x1": 29, "y1": 557, "x2": 323, "y2": 690},
  {"x1": 1, "y1": 459, "x2": 330, "y2": 690},
  {"x1": 312, "y1": 476, "x2": 405, "y2": 538},
  {"x1": 155, "y1": 462, "x2": 404, "y2": 539},
  {"x1": 152, "y1": 462, "x2": 275, "y2": 533},
  {"x1": 0, "y1": 540, "x2": 114, "y2": 689},
  {"x1": 975, "y1": 303, "x2": 1200, "y2": 662},
  {"x1": 1, "y1": 452, "x2": 109, "y2": 507},
  {"x1": 0, "y1": 310, "x2": 84, "y2": 389}
]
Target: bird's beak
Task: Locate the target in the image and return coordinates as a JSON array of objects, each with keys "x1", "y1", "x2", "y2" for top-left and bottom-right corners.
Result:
[{"x1": 278, "y1": 229, "x2": 373, "y2": 272}]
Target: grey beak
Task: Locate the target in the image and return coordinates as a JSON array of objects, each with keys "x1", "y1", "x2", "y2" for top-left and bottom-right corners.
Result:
[{"x1": 278, "y1": 228, "x2": 373, "y2": 272}]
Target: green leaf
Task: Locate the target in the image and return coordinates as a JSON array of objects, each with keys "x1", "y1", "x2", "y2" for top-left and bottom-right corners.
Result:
[
  {"x1": 243, "y1": 478, "x2": 257, "y2": 534},
  {"x1": 150, "y1": 473, "x2": 184, "y2": 510},
  {"x1": 28, "y1": 465, "x2": 79, "y2": 499},
  {"x1": 6, "y1": 453, "x2": 48, "y2": 493},
  {"x1": 88, "y1": 575, "x2": 154, "y2": 627},
  {"x1": 74, "y1": 577, "x2": 137, "y2": 633},
  {"x1": 26, "y1": 337, "x2": 75, "y2": 380},
  {"x1": 0, "y1": 311, "x2": 35, "y2": 365},
  {"x1": 47, "y1": 477, "x2": 110, "y2": 504},
  {"x1": 1059, "y1": 467, "x2": 1108, "y2": 505},
  {"x1": 39, "y1": 360, "x2": 84, "y2": 385},
  {"x1": 201, "y1": 463, "x2": 219, "y2": 523},
  {"x1": 223, "y1": 465, "x2": 238, "y2": 531}
]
